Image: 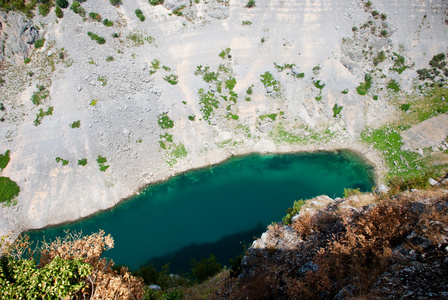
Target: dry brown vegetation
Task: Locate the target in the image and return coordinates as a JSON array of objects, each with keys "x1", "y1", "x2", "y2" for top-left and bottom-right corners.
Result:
[{"x1": 217, "y1": 189, "x2": 448, "y2": 299}]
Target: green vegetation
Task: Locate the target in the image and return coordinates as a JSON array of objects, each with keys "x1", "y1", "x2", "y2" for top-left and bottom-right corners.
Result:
[
  {"x1": 417, "y1": 53, "x2": 448, "y2": 82},
  {"x1": 164, "y1": 74, "x2": 178, "y2": 85},
  {"x1": 105, "y1": 56, "x2": 114, "y2": 62},
  {"x1": 361, "y1": 125, "x2": 426, "y2": 178},
  {"x1": 270, "y1": 124, "x2": 336, "y2": 145},
  {"x1": 242, "y1": 20, "x2": 252, "y2": 25},
  {"x1": 56, "y1": 0, "x2": 69, "y2": 8},
  {"x1": 97, "y1": 155, "x2": 109, "y2": 172},
  {"x1": 282, "y1": 199, "x2": 305, "y2": 225},
  {"x1": 89, "y1": 12, "x2": 102, "y2": 22},
  {"x1": 343, "y1": 187, "x2": 361, "y2": 198},
  {"x1": 188, "y1": 115, "x2": 195, "y2": 121},
  {"x1": 126, "y1": 32, "x2": 154, "y2": 46},
  {"x1": 245, "y1": 0, "x2": 255, "y2": 8},
  {"x1": 0, "y1": 176, "x2": 20, "y2": 205},
  {"x1": 135, "y1": 9, "x2": 145, "y2": 21},
  {"x1": 149, "y1": 0, "x2": 164, "y2": 5},
  {"x1": 31, "y1": 85, "x2": 49, "y2": 106},
  {"x1": 70, "y1": 1, "x2": 86, "y2": 17},
  {"x1": 162, "y1": 65, "x2": 171, "y2": 72},
  {"x1": 381, "y1": 29, "x2": 388, "y2": 37},
  {"x1": 167, "y1": 143, "x2": 187, "y2": 166},
  {"x1": 34, "y1": 107, "x2": 53, "y2": 126},
  {"x1": 38, "y1": 1, "x2": 51, "y2": 16},
  {"x1": 110, "y1": 0, "x2": 122, "y2": 6},
  {"x1": 260, "y1": 71, "x2": 280, "y2": 91},
  {"x1": 103, "y1": 19, "x2": 113, "y2": 27},
  {"x1": 259, "y1": 113, "x2": 277, "y2": 121},
  {"x1": 90, "y1": 99, "x2": 98, "y2": 106},
  {"x1": 55, "y1": 157, "x2": 69, "y2": 166},
  {"x1": 332, "y1": 104, "x2": 343, "y2": 118},
  {"x1": 34, "y1": 38, "x2": 45, "y2": 49},
  {"x1": 341, "y1": 88, "x2": 348, "y2": 94},
  {"x1": 97, "y1": 75, "x2": 107, "y2": 86},
  {"x1": 225, "y1": 77, "x2": 236, "y2": 90},
  {"x1": 373, "y1": 50, "x2": 386, "y2": 66},
  {"x1": 226, "y1": 113, "x2": 239, "y2": 120},
  {"x1": 390, "y1": 53, "x2": 411, "y2": 74},
  {"x1": 356, "y1": 73, "x2": 373, "y2": 95},
  {"x1": 78, "y1": 158, "x2": 87, "y2": 166},
  {"x1": 190, "y1": 254, "x2": 222, "y2": 283},
  {"x1": 158, "y1": 113, "x2": 174, "y2": 129},
  {"x1": 0, "y1": 150, "x2": 10, "y2": 171},
  {"x1": 313, "y1": 80, "x2": 325, "y2": 90},
  {"x1": 400, "y1": 86, "x2": 448, "y2": 123},
  {"x1": 70, "y1": 120, "x2": 81, "y2": 128},
  {"x1": 87, "y1": 32, "x2": 106, "y2": 44},
  {"x1": 0, "y1": 0, "x2": 37, "y2": 17},
  {"x1": 55, "y1": 5, "x2": 63, "y2": 18},
  {"x1": 387, "y1": 79, "x2": 400, "y2": 92},
  {"x1": 151, "y1": 59, "x2": 160, "y2": 73},
  {"x1": 400, "y1": 103, "x2": 411, "y2": 112},
  {"x1": 246, "y1": 85, "x2": 253, "y2": 95},
  {"x1": 198, "y1": 88, "x2": 219, "y2": 121},
  {"x1": 219, "y1": 48, "x2": 231, "y2": 59},
  {"x1": 172, "y1": 5, "x2": 186, "y2": 16}
]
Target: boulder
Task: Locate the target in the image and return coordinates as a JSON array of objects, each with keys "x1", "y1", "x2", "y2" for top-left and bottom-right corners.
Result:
[
  {"x1": 291, "y1": 65, "x2": 301, "y2": 75},
  {"x1": 206, "y1": 1, "x2": 230, "y2": 19},
  {"x1": 0, "y1": 11, "x2": 39, "y2": 63}
]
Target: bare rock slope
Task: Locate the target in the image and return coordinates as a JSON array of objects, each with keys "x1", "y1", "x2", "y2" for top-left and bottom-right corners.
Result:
[{"x1": 0, "y1": 0, "x2": 448, "y2": 235}]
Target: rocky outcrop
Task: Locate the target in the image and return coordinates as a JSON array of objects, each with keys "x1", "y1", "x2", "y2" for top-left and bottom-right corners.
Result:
[
  {"x1": 0, "y1": 11, "x2": 39, "y2": 63},
  {"x1": 217, "y1": 187, "x2": 448, "y2": 299}
]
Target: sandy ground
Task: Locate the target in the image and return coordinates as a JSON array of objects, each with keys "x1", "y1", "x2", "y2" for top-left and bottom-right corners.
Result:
[{"x1": 1, "y1": 0, "x2": 448, "y2": 236}]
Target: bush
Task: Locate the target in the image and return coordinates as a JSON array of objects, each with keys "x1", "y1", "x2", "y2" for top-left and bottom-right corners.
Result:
[
  {"x1": 110, "y1": 0, "x2": 122, "y2": 6},
  {"x1": 332, "y1": 104, "x2": 343, "y2": 118},
  {"x1": 78, "y1": 158, "x2": 87, "y2": 166},
  {"x1": 34, "y1": 38, "x2": 45, "y2": 49},
  {"x1": 56, "y1": 0, "x2": 69, "y2": 8},
  {"x1": 70, "y1": 1, "x2": 85, "y2": 16},
  {"x1": 89, "y1": 12, "x2": 101, "y2": 22},
  {"x1": 0, "y1": 176, "x2": 20, "y2": 204},
  {"x1": 356, "y1": 73, "x2": 372, "y2": 95},
  {"x1": 70, "y1": 120, "x2": 80, "y2": 128},
  {"x1": 55, "y1": 5, "x2": 63, "y2": 18},
  {"x1": 282, "y1": 199, "x2": 305, "y2": 224},
  {"x1": 87, "y1": 32, "x2": 106, "y2": 44},
  {"x1": 103, "y1": 18, "x2": 113, "y2": 27},
  {"x1": 149, "y1": 0, "x2": 164, "y2": 5},
  {"x1": 0, "y1": 150, "x2": 10, "y2": 170},
  {"x1": 38, "y1": 3, "x2": 51, "y2": 16},
  {"x1": 387, "y1": 79, "x2": 400, "y2": 92},
  {"x1": 190, "y1": 254, "x2": 222, "y2": 283},
  {"x1": 135, "y1": 9, "x2": 145, "y2": 22},
  {"x1": 245, "y1": 0, "x2": 255, "y2": 8},
  {"x1": 158, "y1": 113, "x2": 174, "y2": 129}
]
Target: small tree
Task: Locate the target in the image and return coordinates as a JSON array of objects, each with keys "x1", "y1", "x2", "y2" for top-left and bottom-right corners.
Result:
[
  {"x1": 55, "y1": 5, "x2": 63, "y2": 18},
  {"x1": 110, "y1": 0, "x2": 122, "y2": 6},
  {"x1": 56, "y1": 0, "x2": 69, "y2": 8}
]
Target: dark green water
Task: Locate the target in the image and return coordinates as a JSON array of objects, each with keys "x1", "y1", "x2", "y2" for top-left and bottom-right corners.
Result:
[{"x1": 26, "y1": 152, "x2": 375, "y2": 273}]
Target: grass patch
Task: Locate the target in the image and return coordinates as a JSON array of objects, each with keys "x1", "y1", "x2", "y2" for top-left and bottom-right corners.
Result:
[
  {"x1": 31, "y1": 85, "x2": 49, "y2": 106},
  {"x1": 78, "y1": 158, "x2": 87, "y2": 166},
  {"x1": 89, "y1": 12, "x2": 102, "y2": 22},
  {"x1": 373, "y1": 50, "x2": 386, "y2": 66},
  {"x1": 90, "y1": 100, "x2": 98, "y2": 106},
  {"x1": 387, "y1": 79, "x2": 400, "y2": 92},
  {"x1": 166, "y1": 144, "x2": 188, "y2": 166},
  {"x1": 105, "y1": 56, "x2": 114, "y2": 62},
  {"x1": 225, "y1": 77, "x2": 237, "y2": 91},
  {"x1": 400, "y1": 86, "x2": 448, "y2": 123},
  {"x1": 97, "y1": 75, "x2": 107, "y2": 86},
  {"x1": 260, "y1": 71, "x2": 280, "y2": 91},
  {"x1": 0, "y1": 150, "x2": 10, "y2": 170},
  {"x1": 259, "y1": 113, "x2": 277, "y2": 121},
  {"x1": 242, "y1": 20, "x2": 252, "y2": 25},
  {"x1": 0, "y1": 176, "x2": 20, "y2": 205},
  {"x1": 245, "y1": 0, "x2": 255, "y2": 8},
  {"x1": 34, "y1": 38, "x2": 45, "y2": 49},
  {"x1": 188, "y1": 115, "x2": 195, "y2": 121},
  {"x1": 390, "y1": 52, "x2": 411, "y2": 74},
  {"x1": 97, "y1": 155, "x2": 109, "y2": 172}
]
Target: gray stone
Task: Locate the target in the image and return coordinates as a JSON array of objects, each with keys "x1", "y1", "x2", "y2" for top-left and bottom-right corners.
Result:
[
  {"x1": 266, "y1": 85, "x2": 274, "y2": 93},
  {"x1": 374, "y1": 184, "x2": 389, "y2": 194},
  {"x1": 291, "y1": 65, "x2": 301, "y2": 75},
  {"x1": 258, "y1": 123, "x2": 274, "y2": 133},
  {"x1": 149, "y1": 284, "x2": 161, "y2": 291},
  {"x1": 429, "y1": 178, "x2": 438, "y2": 186}
]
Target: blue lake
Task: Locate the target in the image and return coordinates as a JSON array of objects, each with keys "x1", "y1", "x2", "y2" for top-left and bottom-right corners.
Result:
[{"x1": 26, "y1": 151, "x2": 375, "y2": 273}]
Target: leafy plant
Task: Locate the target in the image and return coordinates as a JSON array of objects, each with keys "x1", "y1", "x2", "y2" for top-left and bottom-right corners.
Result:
[
  {"x1": 260, "y1": 71, "x2": 279, "y2": 90},
  {"x1": 341, "y1": 88, "x2": 348, "y2": 94},
  {"x1": 190, "y1": 254, "x2": 222, "y2": 283},
  {"x1": 70, "y1": 120, "x2": 81, "y2": 128},
  {"x1": 34, "y1": 38, "x2": 45, "y2": 49},
  {"x1": 110, "y1": 0, "x2": 122, "y2": 6},
  {"x1": 0, "y1": 176, "x2": 20, "y2": 205},
  {"x1": 387, "y1": 79, "x2": 400, "y2": 92},
  {"x1": 219, "y1": 48, "x2": 231, "y2": 59},
  {"x1": 164, "y1": 74, "x2": 178, "y2": 85},
  {"x1": 188, "y1": 115, "x2": 195, "y2": 121},
  {"x1": 90, "y1": 100, "x2": 98, "y2": 106},
  {"x1": 135, "y1": 9, "x2": 145, "y2": 22},
  {"x1": 34, "y1": 107, "x2": 53, "y2": 126},
  {"x1": 87, "y1": 32, "x2": 106, "y2": 44},
  {"x1": 78, "y1": 158, "x2": 87, "y2": 166},
  {"x1": 245, "y1": 0, "x2": 255, "y2": 8},
  {"x1": 97, "y1": 155, "x2": 109, "y2": 172},
  {"x1": 242, "y1": 20, "x2": 252, "y2": 25},
  {"x1": 158, "y1": 113, "x2": 174, "y2": 129},
  {"x1": 55, "y1": 157, "x2": 69, "y2": 166},
  {"x1": 198, "y1": 88, "x2": 219, "y2": 121},
  {"x1": 105, "y1": 56, "x2": 114, "y2": 62},
  {"x1": 0, "y1": 150, "x2": 10, "y2": 170},
  {"x1": 225, "y1": 77, "x2": 237, "y2": 90},
  {"x1": 89, "y1": 12, "x2": 102, "y2": 22},
  {"x1": 332, "y1": 104, "x2": 343, "y2": 118},
  {"x1": 70, "y1": 1, "x2": 85, "y2": 16},
  {"x1": 56, "y1": 0, "x2": 69, "y2": 8},
  {"x1": 55, "y1": 5, "x2": 63, "y2": 18},
  {"x1": 356, "y1": 73, "x2": 373, "y2": 95},
  {"x1": 282, "y1": 199, "x2": 305, "y2": 225},
  {"x1": 149, "y1": 0, "x2": 164, "y2": 5},
  {"x1": 103, "y1": 19, "x2": 113, "y2": 27}
]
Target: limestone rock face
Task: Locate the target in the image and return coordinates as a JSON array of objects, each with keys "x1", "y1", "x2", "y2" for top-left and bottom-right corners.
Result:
[{"x1": 0, "y1": 11, "x2": 39, "y2": 63}]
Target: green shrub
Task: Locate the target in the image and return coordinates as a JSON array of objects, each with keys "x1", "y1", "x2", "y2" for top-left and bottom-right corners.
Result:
[
  {"x1": 282, "y1": 199, "x2": 305, "y2": 225},
  {"x1": 219, "y1": 48, "x2": 231, "y2": 59},
  {"x1": 400, "y1": 103, "x2": 411, "y2": 112},
  {"x1": 89, "y1": 12, "x2": 101, "y2": 22},
  {"x1": 24, "y1": 57, "x2": 31, "y2": 64},
  {"x1": 225, "y1": 77, "x2": 237, "y2": 90},
  {"x1": 70, "y1": 1, "x2": 85, "y2": 16},
  {"x1": 0, "y1": 176, "x2": 20, "y2": 204},
  {"x1": 34, "y1": 38, "x2": 45, "y2": 49},
  {"x1": 198, "y1": 88, "x2": 219, "y2": 121},
  {"x1": 56, "y1": 0, "x2": 69, "y2": 8},
  {"x1": 260, "y1": 71, "x2": 279, "y2": 90},
  {"x1": 38, "y1": 3, "x2": 51, "y2": 16},
  {"x1": 333, "y1": 104, "x2": 343, "y2": 118},
  {"x1": 343, "y1": 188, "x2": 361, "y2": 198},
  {"x1": 70, "y1": 120, "x2": 81, "y2": 128},
  {"x1": 381, "y1": 29, "x2": 388, "y2": 37},
  {"x1": 245, "y1": 0, "x2": 255, "y2": 8},
  {"x1": 356, "y1": 73, "x2": 373, "y2": 95},
  {"x1": 164, "y1": 74, "x2": 178, "y2": 85},
  {"x1": 87, "y1": 32, "x2": 106, "y2": 44},
  {"x1": 246, "y1": 85, "x2": 253, "y2": 95},
  {"x1": 242, "y1": 20, "x2": 252, "y2": 25},
  {"x1": 135, "y1": 9, "x2": 145, "y2": 21},
  {"x1": 341, "y1": 88, "x2": 348, "y2": 94},
  {"x1": 313, "y1": 80, "x2": 325, "y2": 90},
  {"x1": 105, "y1": 56, "x2": 114, "y2": 62},
  {"x1": 78, "y1": 158, "x2": 87, "y2": 166},
  {"x1": 0, "y1": 150, "x2": 10, "y2": 170},
  {"x1": 158, "y1": 113, "x2": 174, "y2": 129},
  {"x1": 110, "y1": 0, "x2": 122, "y2": 6},
  {"x1": 188, "y1": 115, "x2": 195, "y2": 121},
  {"x1": 55, "y1": 157, "x2": 69, "y2": 166},
  {"x1": 190, "y1": 254, "x2": 222, "y2": 283},
  {"x1": 97, "y1": 155, "x2": 109, "y2": 172},
  {"x1": 55, "y1": 5, "x2": 63, "y2": 18},
  {"x1": 149, "y1": 0, "x2": 164, "y2": 5},
  {"x1": 387, "y1": 79, "x2": 400, "y2": 92},
  {"x1": 34, "y1": 107, "x2": 53, "y2": 126},
  {"x1": 103, "y1": 19, "x2": 113, "y2": 27}
]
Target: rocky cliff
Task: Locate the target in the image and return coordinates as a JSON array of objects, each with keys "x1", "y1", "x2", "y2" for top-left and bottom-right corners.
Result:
[{"x1": 217, "y1": 186, "x2": 448, "y2": 299}]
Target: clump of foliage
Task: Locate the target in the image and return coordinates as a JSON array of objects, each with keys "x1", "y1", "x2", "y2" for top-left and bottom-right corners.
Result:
[
  {"x1": 110, "y1": 0, "x2": 122, "y2": 6},
  {"x1": 103, "y1": 18, "x2": 113, "y2": 27},
  {"x1": 387, "y1": 79, "x2": 400, "y2": 92},
  {"x1": 245, "y1": 0, "x2": 255, "y2": 8},
  {"x1": 89, "y1": 12, "x2": 102, "y2": 22},
  {"x1": 0, "y1": 150, "x2": 10, "y2": 171},
  {"x1": 56, "y1": 0, "x2": 69, "y2": 8},
  {"x1": 105, "y1": 55, "x2": 114, "y2": 62},
  {"x1": 373, "y1": 50, "x2": 386, "y2": 66},
  {"x1": 164, "y1": 74, "x2": 178, "y2": 85},
  {"x1": 55, "y1": 5, "x2": 63, "y2": 18},
  {"x1": 87, "y1": 32, "x2": 106, "y2": 44},
  {"x1": 400, "y1": 103, "x2": 411, "y2": 112},
  {"x1": 135, "y1": 9, "x2": 145, "y2": 21},
  {"x1": 259, "y1": 113, "x2": 277, "y2": 121},
  {"x1": 225, "y1": 77, "x2": 237, "y2": 90},
  {"x1": 190, "y1": 254, "x2": 223, "y2": 283},
  {"x1": 188, "y1": 115, "x2": 195, "y2": 121},
  {"x1": 78, "y1": 158, "x2": 87, "y2": 166},
  {"x1": 332, "y1": 104, "x2": 343, "y2": 118},
  {"x1": 158, "y1": 113, "x2": 174, "y2": 129},
  {"x1": 0, "y1": 176, "x2": 20, "y2": 205},
  {"x1": 282, "y1": 199, "x2": 305, "y2": 225},
  {"x1": 34, "y1": 107, "x2": 53, "y2": 126},
  {"x1": 417, "y1": 53, "x2": 448, "y2": 82},
  {"x1": 356, "y1": 73, "x2": 373, "y2": 95},
  {"x1": 97, "y1": 155, "x2": 109, "y2": 172},
  {"x1": 343, "y1": 187, "x2": 361, "y2": 198},
  {"x1": 172, "y1": 5, "x2": 186, "y2": 16},
  {"x1": 0, "y1": 231, "x2": 144, "y2": 298},
  {"x1": 34, "y1": 38, "x2": 45, "y2": 49},
  {"x1": 390, "y1": 52, "x2": 411, "y2": 74},
  {"x1": 242, "y1": 20, "x2": 252, "y2": 25},
  {"x1": 31, "y1": 85, "x2": 49, "y2": 106},
  {"x1": 219, "y1": 48, "x2": 231, "y2": 59},
  {"x1": 0, "y1": 0, "x2": 37, "y2": 17},
  {"x1": 55, "y1": 157, "x2": 69, "y2": 166},
  {"x1": 90, "y1": 99, "x2": 98, "y2": 106},
  {"x1": 70, "y1": 1, "x2": 85, "y2": 17},
  {"x1": 260, "y1": 71, "x2": 280, "y2": 91},
  {"x1": 38, "y1": 0, "x2": 52, "y2": 16},
  {"x1": 70, "y1": 120, "x2": 81, "y2": 128},
  {"x1": 198, "y1": 89, "x2": 219, "y2": 121},
  {"x1": 149, "y1": 0, "x2": 164, "y2": 5},
  {"x1": 341, "y1": 88, "x2": 348, "y2": 94}
]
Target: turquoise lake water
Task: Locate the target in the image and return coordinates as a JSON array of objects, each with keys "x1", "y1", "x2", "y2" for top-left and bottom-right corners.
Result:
[{"x1": 26, "y1": 151, "x2": 375, "y2": 273}]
